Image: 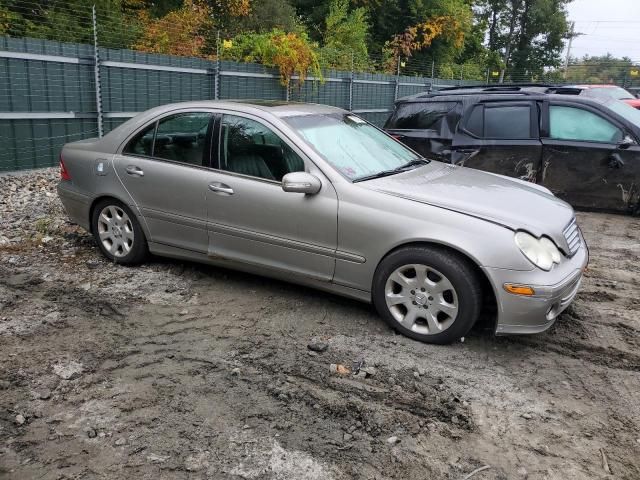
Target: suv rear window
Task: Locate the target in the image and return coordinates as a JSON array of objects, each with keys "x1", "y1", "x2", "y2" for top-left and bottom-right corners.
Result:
[{"x1": 386, "y1": 102, "x2": 457, "y2": 130}]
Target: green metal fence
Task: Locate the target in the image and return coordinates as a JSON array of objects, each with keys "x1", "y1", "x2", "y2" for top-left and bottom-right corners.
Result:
[{"x1": 0, "y1": 36, "x2": 472, "y2": 172}]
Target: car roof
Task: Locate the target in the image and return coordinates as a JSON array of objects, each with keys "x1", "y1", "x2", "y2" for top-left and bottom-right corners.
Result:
[{"x1": 140, "y1": 100, "x2": 345, "y2": 118}]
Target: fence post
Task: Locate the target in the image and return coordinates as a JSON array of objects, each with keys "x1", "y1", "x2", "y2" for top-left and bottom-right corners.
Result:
[
  {"x1": 431, "y1": 60, "x2": 435, "y2": 87},
  {"x1": 394, "y1": 56, "x2": 400, "y2": 100},
  {"x1": 91, "y1": 5, "x2": 104, "y2": 138},
  {"x1": 348, "y1": 52, "x2": 354, "y2": 111},
  {"x1": 214, "y1": 31, "x2": 220, "y2": 100}
]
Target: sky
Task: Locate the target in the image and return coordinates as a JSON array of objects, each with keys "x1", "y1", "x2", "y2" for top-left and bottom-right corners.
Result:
[{"x1": 565, "y1": 0, "x2": 640, "y2": 60}]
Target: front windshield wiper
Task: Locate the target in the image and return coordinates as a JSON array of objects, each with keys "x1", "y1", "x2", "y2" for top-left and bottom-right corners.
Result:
[{"x1": 353, "y1": 158, "x2": 429, "y2": 183}]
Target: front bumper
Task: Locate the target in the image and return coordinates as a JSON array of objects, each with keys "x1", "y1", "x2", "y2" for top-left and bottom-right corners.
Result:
[{"x1": 484, "y1": 243, "x2": 588, "y2": 335}]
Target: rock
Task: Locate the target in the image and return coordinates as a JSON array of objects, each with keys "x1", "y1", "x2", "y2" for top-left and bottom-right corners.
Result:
[
  {"x1": 330, "y1": 364, "x2": 351, "y2": 375},
  {"x1": 307, "y1": 341, "x2": 328, "y2": 353},
  {"x1": 386, "y1": 436, "x2": 400, "y2": 445},
  {"x1": 115, "y1": 437, "x2": 127, "y2": 446},
  {"x1": 185, "y1": 453, "x2": 209, "y2": 472},
  {"x1": 15, "y1": 414, "x2": 25, "y2": 425},
  {"x1": 521, "y1": 413, "x2": 533, "y2": 420},
  {"x1": 179, "y1": 309, "x2": 189, "y2": 315},
  {"x1": 87, "y1": 428, "x2": 97, "y2": 438},
  {"x1": 359, "y1": 366, "x2": 376, "y2": 377},
  {"x1": 413, "y1": 371, "x2": 420, "y2": 379},
  {"x1": 52, "y1": 361, "x2": 83, "y2": 380},
  {"x1": 147, "y1": 453, "x2": 169, "y2": 463},
  {"x1": 38, "y1": 389, "x2": 51, "y2": 400},
  {"x1": 343, "y1": 433, "x2": 353, "y2": 442},
  {"x1": 231, "y1": 368, "x2": 241, "y2": 376},
  {"x1": 0, "y1": 380, "x2": 10, "y2": 390}
]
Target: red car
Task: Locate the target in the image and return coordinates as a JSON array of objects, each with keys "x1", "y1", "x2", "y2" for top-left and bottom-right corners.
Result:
[{"x1": 571, "y1": 84, "x2": 640, "y2": 109}]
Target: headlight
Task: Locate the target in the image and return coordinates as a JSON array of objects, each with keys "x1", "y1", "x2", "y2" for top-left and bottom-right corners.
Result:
[{"x1": 514, "y1": 231, "x2": 561, "y2": 271}]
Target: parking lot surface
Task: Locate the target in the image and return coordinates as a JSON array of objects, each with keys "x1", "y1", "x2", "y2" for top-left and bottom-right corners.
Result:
[{"x1": 1, "y1": 169, "x2": 639, "y2": 479}]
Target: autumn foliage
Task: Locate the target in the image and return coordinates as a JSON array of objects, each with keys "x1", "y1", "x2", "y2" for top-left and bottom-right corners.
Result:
[
  {"x1": 384, "y1": 15, "x2": 465, "y2": 70},
  {"x1": 222, "y1": 29, "x2": 322, "y2": 87},
  {"x1": 134, "y1": 0, "x2": 214, "y2": 58}
]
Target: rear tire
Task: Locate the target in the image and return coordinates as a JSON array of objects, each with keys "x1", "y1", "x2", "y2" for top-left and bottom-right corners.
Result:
[
  {"x1": 372, "y1": 246, "x2": 482, "y2": 344},
  {"x1": 91, "y1": 199, "x2": 147, "y2": 265}
]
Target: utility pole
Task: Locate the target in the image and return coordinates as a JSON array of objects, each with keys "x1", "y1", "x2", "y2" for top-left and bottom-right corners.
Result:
[{"x1": 563, "y1": 22, "x2": 581, "y2": 80}]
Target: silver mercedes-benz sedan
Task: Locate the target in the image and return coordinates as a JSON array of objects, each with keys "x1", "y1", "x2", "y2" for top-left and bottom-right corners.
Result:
[{"x1": 57, "y1": 100, "x2": 588, "y2": 344}]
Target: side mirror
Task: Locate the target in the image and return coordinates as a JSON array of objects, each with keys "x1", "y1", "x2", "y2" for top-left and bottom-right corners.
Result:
[
  {"x1": 281, "y1": 172, "x2": 321, "y2": 195},
  {"x1": 618, "y1": 135, "x2": 636, "y2": 150}
]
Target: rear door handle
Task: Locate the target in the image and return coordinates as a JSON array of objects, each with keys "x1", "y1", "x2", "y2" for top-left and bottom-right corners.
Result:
[
  {"x1": 126, "y1": 165, "x2": 144, "y2": 177},
  {"x1": 208, "y1": 182, "x2": 234, "y2": 195}
]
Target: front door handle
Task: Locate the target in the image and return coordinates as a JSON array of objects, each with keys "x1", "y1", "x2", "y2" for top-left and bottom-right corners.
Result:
[
  {"x1": 125, "y1": 165, "x2": 144, "y2": 177},
  {"x1": 208, "y1": 182, "x2": 234, "y2": 195}
]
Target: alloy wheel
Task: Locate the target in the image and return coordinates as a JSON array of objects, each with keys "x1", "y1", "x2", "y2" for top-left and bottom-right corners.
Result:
[
  {"x1": 97, "y1": 205, "x2": 135, "y2": 258},
  {"x1": 384, "y1": 264, "x2": 459, "y2": 335}
]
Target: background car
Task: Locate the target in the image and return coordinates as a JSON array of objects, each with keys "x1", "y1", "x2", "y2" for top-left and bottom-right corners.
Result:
[
  {"x1": 566, "y1": 84, "x2": 640, "y2": 109},
  {"x1": 385, "y1": 85, "x2": 640, "y2": 214},
  {"x1": 58, "y1": 100, "x2": 587, "y2": 344}
]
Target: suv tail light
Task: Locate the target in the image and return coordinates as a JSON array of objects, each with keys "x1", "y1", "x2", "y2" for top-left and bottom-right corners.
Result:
[{"x1": 59, "y1": 154, "x2": 71, "y2": 181}]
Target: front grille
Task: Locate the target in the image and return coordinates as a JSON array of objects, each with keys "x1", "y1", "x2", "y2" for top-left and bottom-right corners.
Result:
[{"x1": 563, "y1": 218, "x2": 581, "y2": 257}]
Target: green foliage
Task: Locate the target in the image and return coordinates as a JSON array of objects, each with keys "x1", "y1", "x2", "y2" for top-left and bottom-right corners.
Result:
[
  {"x1": 221, "y1": 29, "x2": 322, "y2": 86},
  {"x1": 319, "y1": 0, "x2": 370, "y2": 70},
  {"x1": 560, "y1": 55, "x2": 640, "y2": 86},
  {"x1": 0, "y1": 0, "x2": 143, "y2": 48}
]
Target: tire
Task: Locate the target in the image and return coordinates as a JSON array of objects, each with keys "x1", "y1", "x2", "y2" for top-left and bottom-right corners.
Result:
[
  {"x1": 91, "y1": 198, "x2": 147, "y2": 265},
  {"x1": 372, "y1": 246, "x2": 482, "y2": 344}
]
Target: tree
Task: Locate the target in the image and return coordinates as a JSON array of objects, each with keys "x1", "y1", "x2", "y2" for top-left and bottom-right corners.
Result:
[
  {"x1": 477, "y1": 0, "x2": 571, "y2": 82},
  {"x1": 221, "y1": 29, "x2": 322, "y2": 86},
  {"x1": 0, "y1": 0, "x2": 144, "y2": 48},
  {"x1": 319, "y1": 0, "x2": 370, "y2": 70},
  {"x1": 134, "y1": 0, "x2": 215, "y2": 57},
  {"x1": 230, "y1": 0, "x2": 299, "y2": 35}
]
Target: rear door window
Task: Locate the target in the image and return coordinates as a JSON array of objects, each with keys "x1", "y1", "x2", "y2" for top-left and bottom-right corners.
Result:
[
  {"x1": 154, "y1": 113, "x2": 213, "y2": 166},
  {"x1": 485, "y1": 105, "x2": 531, "y2": 139},
  {"x1": 549, "y1": 105, "x2": 623, "y2": 143},
  {"x1": 463, "y1": 104, "x2": 533, "y2": 139},
  {"x1": 386, "y1": 102, "x2": 457, "y2": 130}
]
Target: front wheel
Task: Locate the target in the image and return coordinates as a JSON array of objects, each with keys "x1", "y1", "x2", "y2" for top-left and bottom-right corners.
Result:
[
  {"x1": 91, "y1": 199, "x2": 147, "y2": 264},
  {"x1": 372, "y1": 246, "x2": 482, "y2": 344}
]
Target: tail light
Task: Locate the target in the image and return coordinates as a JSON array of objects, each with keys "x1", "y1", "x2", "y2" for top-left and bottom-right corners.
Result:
[
  {"x1": 59, "y1": 154, "x2": 71, "y2": 181},
  {"x1": 390, "y1": 134, "x2": 404, "y2": 140}
]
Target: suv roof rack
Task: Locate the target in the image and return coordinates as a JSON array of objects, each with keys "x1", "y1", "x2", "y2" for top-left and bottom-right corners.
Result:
[
  {"x1": 407, "y1": 83, "x2": 585, "y2": 100},
  {"x1": 436, "y1": 83, "x2": 558, "y2": 92}
]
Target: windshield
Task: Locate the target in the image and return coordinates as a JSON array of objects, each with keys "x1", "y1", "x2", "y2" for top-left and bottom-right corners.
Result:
[
  {"x1": 589, "y1": 87, "x2": 635, "y2": 100},
  {"x1": 606, "y1": 99, "x2": 640, "y2": 127},
  {"x1": 284, "y1": 113, "x2": 421, "y2": 181}
]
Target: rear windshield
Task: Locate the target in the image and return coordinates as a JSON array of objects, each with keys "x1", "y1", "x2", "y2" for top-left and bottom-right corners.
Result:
[
  {"x1": 586, "y1": 87, "x2": 635, "y2": 101},
  {"x1": 385, "y1": 101, "x2": 457, "y2": 130}
]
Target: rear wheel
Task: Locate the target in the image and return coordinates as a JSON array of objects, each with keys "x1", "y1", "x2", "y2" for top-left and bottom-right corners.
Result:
[
  {"x1": 91, "y1": 199, "x2": 147, "y2": 264},
  {"x1": 372, "y1": 246, "x2": 482, "y2": 344}
]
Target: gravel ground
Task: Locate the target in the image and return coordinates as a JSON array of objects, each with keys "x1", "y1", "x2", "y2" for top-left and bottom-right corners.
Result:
[{"x1": 1, "y1": 168, "x2": 639, "y2": 480}]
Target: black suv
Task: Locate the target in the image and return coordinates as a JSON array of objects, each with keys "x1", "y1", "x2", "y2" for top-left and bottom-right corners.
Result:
[{"x1": 384, "y1": 84, "x2": 640, "y2": 213}]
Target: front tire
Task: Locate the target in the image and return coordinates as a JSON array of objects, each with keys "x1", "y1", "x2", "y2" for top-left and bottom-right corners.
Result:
[
  {"x1": 372, "y1": 246, "x2": 482, "y2": 344},
  {"x1": 91, "y1": 199, "x2": 147, "y2": 265}
]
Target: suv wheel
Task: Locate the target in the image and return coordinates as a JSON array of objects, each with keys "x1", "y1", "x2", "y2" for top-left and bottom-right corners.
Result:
[{"x1": 372, "y1": 246, "x2": 482, "y2": 344}]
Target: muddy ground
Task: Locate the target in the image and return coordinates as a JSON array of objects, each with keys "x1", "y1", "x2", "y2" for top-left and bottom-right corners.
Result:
[{"x1": 0, "y1": 169, "x2": 639, "y2": 480}]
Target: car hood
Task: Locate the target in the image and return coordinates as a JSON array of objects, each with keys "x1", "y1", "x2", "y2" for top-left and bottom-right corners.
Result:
[
  {"x1": 623, "y1": 98, "x2": 640, "y2": 109},
  {"x1": 361, "y1": 162, "x2": 575, "y2": 247}
]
